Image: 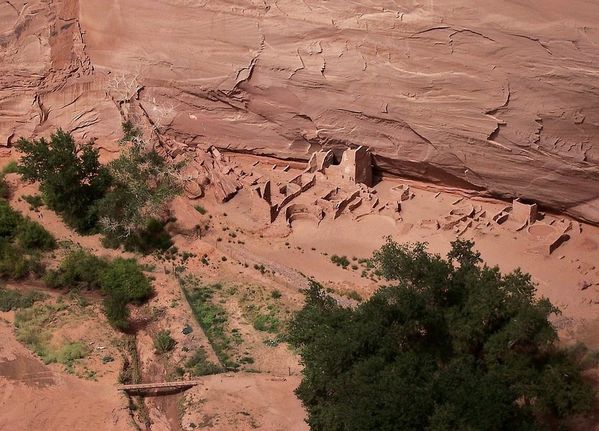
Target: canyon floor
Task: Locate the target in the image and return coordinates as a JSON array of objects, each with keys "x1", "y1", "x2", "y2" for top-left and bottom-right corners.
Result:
[{"x1": 1, "y1": 153, "x2": 599, "y2": 430}]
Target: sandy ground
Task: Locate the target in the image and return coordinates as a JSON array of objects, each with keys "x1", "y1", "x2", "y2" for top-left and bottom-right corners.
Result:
[
  {"x1": 1, "y1": 153, "x2": 599, "y2": 430},
  {"x1": 0, "y1": 321, "x2": 132, "y2": 431}
]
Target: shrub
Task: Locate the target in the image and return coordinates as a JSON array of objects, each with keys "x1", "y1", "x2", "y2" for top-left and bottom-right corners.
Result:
[
  {"x1": 46, "y1": 250, "x2": 152, "y2": 331},
  {"x1": 0, "y1": 175, "x2": 8, "y2": 199},
  {"x1": 103, "y1": 293, "x2": 130, "y2": 331},
  {"x1": 0, "y1": 200, "x2": 22, "y2": 238},
  {"x1": 44, "y1": 249, "x2": 107, "y2": 289},
  {"x1": 2, "y1": 160, "x2": 18, "y2": 174},
  {"x1": 153, "y1": 330, "x2": 176, "y2": 354},
  {"x1": 0, "y1": 201, "x2": 53, "y2": 280},
  {"x1": 271, "y1": 289, "x2": 282, "y2": 299},
  {"x1": 330, "y1": 255, "x2": 350, "y2": 268},
  {"x1": 194, "y1": 205, "x2": 207, "y2": 215},
  {"x1": 99, "y1": 258, "x2": 153, "y2": 304}
]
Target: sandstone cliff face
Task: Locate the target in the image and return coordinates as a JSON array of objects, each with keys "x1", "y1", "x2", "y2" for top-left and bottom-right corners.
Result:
[{"x1": 1, "y1": 0, "x2": 599, "y2": 223}]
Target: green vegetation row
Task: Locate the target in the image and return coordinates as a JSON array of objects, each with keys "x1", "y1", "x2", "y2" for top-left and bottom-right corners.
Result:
[
  {"x1": 180, "y1": 276, "x2": 239, "y2": 370},
  {"x1": 289, "y1": 239, "x2": 595, "y2": 431}
]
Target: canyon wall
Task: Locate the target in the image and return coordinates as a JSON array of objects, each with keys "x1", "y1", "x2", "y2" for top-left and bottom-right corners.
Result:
[{"x1": 1, "y1": 0, "x2": 599, "y2": 222}]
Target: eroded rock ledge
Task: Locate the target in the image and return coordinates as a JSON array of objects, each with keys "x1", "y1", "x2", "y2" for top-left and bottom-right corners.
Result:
[{"x1": 1, "y1": 0, "x2": 598, "y2": 223}]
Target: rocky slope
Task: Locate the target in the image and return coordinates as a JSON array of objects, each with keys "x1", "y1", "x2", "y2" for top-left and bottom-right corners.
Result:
[{"x1": 1, "y1": 0, "x2": 599, "y2": 223}]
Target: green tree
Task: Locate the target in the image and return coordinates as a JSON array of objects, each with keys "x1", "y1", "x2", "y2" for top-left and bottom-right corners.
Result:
[
  {"x1": 16, "y1": 129, "x2": 111, "y2": 233},
  {"x1": 288, "y1": 239, "x2": 594, "y2": 431},
  {"x1": 97, "y1": 126, "x2": 180, "y2": 252}
]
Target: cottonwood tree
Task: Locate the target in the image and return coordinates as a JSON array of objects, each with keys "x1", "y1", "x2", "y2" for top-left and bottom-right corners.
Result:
[
  {"x1": 97, "y1": 123, "x2": 182, "y2": 252},
  {"x1": 288, "y1": 239, "x2": 594, "y2": 431},
  {"x1": 16, "y1": 129, "x2": 111, "y2": 233}
]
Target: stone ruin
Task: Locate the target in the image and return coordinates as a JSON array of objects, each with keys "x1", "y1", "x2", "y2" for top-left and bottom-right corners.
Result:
[
  {"x1": 306, "y1": 146, "x2": 373, "y2": 187},
  {"x1": 419, "y1": 195, "x2": 573, "y2": 256},
  {"x1": 169, "y1": 143, "x2": 577, "y2": 257},
  {"x1": 175, "y1": 146, "x2": 243, "y2": 203},
  {"x1": 244, "y1": 146, "x2": 386, "y2": 225}
]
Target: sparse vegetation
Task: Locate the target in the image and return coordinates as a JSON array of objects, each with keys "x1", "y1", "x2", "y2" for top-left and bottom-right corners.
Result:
[
  {"x1": 194, "y1": 205, "x2": 207, "y2": 215},
  {"x1": 0, "y1": 287, "x2": 45, "y2": 311},
  {"x1": 14, "y1": 304, "x2": 88, "y2": 370},
  {"x1": 185, "y1": 347, "x2": 223, "y2": 376},
  {"x1": 22, "y1": 194, "x2": 44, "y2": 211},
  {"x1": 289, "y1": 239, "x2": 594, "y2": 430},
  {"x1": 252, "y1": 312, "x2": 280, "y2": 333}
]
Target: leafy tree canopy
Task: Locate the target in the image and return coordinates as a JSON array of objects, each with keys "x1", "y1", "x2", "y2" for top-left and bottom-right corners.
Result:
[
  {"x1": 16, "y1": 129, "x2": 111, "y2": 233},
  {"x1": 96, "y1": 123, "x2": 181, "y2": 251},
  {"x1": 288, "y1": 239, "x2": 594, "y2": 431}
]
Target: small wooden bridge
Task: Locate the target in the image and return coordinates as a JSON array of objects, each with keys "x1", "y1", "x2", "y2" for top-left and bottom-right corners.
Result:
[{"x1": 117, "y1": 380, "x2": 202, "y2": 393}]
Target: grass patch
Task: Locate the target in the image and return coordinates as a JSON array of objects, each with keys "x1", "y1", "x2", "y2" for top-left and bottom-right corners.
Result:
[
  {"x1": 14, "y1": 304, "x2": 88, "y2": 370},
  {"x1": 253, "y1": 312, "x2": 280, "y2": 333}
]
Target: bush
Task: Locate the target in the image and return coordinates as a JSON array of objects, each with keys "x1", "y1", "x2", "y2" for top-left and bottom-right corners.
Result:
[
  {"x1": 0, "y1": 175, "x2": 8, "y2": 199},
  {"x1": 0, "y1": 200, "x2": 21, "y2": 238},
  {"x1": 153, "y1": 330, "x2": 176, "y2": 354},
  {"x1": 122, "y1": 218, "x2": 173, "y2": 254},
  {"x1": 330, "y1": 254, "x2": 350, "y2": 268},
  {"x1": 289, "y1": 240, "x2": 594, "y2": 430},
  {"x1": 44, "y1": 249, "x2": 107, "y2": 289},
  {"x1": 99, "y1": 258, "x2": 153, "y2": 303},
  {"x1": 2, "y1": 161, "x2": 18, "y2": 174},
  {"x1": 194, "y1": 205, "x2": 207, "y2": 215},
  {"x1": 0, "y1": 241, "x2": 40, "y2": 279},
  {"x1": 0, "y1": 201, "x2": 53, "y2": 279},
  {"x1": 103, "y1": 293, "x2": 130, "y2": 331},
  {"x1": 253, "y1": 313, "x2": 280, "y2": 333}
]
